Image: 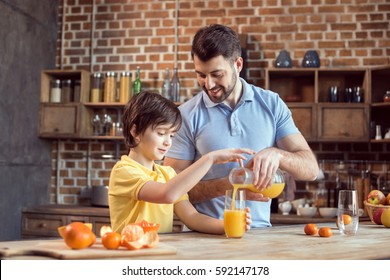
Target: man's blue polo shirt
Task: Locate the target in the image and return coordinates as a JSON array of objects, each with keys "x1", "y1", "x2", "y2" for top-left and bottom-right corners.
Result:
[{"x1": 166, "y1": 78, "x2": 300, "y2": 227}]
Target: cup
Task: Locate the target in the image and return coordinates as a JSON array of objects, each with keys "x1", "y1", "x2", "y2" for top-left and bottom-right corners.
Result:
[
  {"x1": 278, "y1": 201, "x2": 292, "y2": 215},
  {"x1": 337, "y1": 190, "x2": 359, "y2": 236},
  {"x1": 224, "y1": 189, "x2": 246, "y2": 238},
  {"x1": 344, "y1": 87, "x2": 353, "y2": 103},
  {"x1": 329, "y1": 86, "x2": 338, "y2": 102},
  {"x1": 353, "y1": 86, "x2": 364, "y2": 103}
]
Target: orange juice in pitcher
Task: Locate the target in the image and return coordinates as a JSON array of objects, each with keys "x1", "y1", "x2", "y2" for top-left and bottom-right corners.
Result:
[{"x1": 229, "y1": 168, "x2": 285, "y2": 199}]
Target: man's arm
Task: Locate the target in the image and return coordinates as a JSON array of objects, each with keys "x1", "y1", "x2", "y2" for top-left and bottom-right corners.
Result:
[
  {"x1": 277, "y1": 134, "x2": 319, "y2": 180},
  {"x1": 247, "y1": 133, "x2": 319, "y2": 189}
]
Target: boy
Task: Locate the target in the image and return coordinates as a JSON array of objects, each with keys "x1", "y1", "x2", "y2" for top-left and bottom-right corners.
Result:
[{"x1": 109, "y1": 91, "x2": 253, "y2": 234}]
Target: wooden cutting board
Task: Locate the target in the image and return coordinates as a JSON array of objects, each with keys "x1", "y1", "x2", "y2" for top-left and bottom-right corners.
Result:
[{"x1": 0, "y1": 239, "x2": 177, "y2": 259}]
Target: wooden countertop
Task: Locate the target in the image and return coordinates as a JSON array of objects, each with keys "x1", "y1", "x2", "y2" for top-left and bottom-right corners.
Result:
[
  {"x1": 2, "y1": 222, "x2": 389, "y2": 260},
  {"x1": 24, "y1": 204, "x2": 364, "y2": 226}
]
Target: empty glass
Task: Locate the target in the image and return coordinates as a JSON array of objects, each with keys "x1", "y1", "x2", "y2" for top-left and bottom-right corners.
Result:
[
  {"x1": 91, "y1": 114, "x2": 103, "y2": 136},
  {"x1": 337, "y1": 190, "x2": 359, "y2": 236}
]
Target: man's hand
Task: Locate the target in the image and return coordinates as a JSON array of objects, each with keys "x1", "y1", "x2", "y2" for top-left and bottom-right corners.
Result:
[{"x1": 246, "y1": 147, "x2": 281, "y2": 189}]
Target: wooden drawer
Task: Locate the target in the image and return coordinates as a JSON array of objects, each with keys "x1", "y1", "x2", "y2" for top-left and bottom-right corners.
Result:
[
  {"x1": 22, "y1": 213, "x2": 93, "y2": 239},
  {"x1": 22, "y1": 213, "x2": 67, "y2": 238}
]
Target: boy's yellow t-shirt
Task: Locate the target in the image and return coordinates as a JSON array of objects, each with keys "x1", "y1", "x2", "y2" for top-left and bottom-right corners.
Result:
[{"x1": 108, "y1": 155, "x2": 188, "y2": 233}]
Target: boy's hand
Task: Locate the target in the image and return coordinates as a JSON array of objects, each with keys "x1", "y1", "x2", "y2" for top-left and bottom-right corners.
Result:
[
  {"x1": 211, "y1": 148, "x2": 255, "y2": 164},
  {"x1": 245, "y1": 207, "x2": 252, "y2": 231}
]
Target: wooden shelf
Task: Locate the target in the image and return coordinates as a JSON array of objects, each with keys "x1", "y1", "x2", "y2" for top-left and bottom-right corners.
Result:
[{"x1": 265, "y1": 67, "x2": 371, "y2": 142}]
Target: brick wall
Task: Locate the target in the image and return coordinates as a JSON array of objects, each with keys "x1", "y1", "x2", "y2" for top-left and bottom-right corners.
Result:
[{"x1": 51, "y1": 0, "x2": 390, "y2": 205}]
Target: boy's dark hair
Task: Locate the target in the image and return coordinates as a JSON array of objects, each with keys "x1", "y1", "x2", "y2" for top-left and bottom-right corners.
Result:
[
  {"x1": 191, "y1": 24, "x2": 241, "y2": 64},
  {"x1": 122, "y1": 91, "x2": 182, "y2": 149}
]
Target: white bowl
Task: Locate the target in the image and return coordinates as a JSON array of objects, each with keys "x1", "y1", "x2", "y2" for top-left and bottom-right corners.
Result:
[
  {"x1": 298, "y1": 206, "x2": 317, "y2": 217},
  {"x1": 291, "y1": 198, "x2": 306, "y2": 213},
  {"x1": 318, "y1": 207, "x2": 337, "y2": 218}
]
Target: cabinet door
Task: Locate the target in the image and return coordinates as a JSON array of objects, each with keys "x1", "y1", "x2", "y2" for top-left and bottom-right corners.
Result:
[
  {"x1": 289, "y1": 104, "x2": 316, "y2": 141},
  {"x1": 39, "y1": 104, "x2": 83, "y2": 137},
  {"x1": 317, "y1": 105, "x2": 369, "y2": 141}
]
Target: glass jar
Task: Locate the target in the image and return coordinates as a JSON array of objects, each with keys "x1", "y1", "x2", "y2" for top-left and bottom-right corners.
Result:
[
  {"x1": 119, "y1": 71, "x2": 131, "y2": 103},
  {"x1": 50, "y1": 79, "x2": 61, "y2": 103},
  {"x1": 90, "y1": 73, "x2": 103, "y2": 102},
  {"x1": 104, "y1": 72, "x2": 117, "y2": 103},
  {"x1": 61, "y1": 79, "x2": 73, "y2": 103}
]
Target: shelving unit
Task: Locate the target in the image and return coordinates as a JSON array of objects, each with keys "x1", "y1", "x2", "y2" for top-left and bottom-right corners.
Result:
[
  {"x1": 39, "y1": 66, "x2": 390, "y2": 143},
  {"x1": 265, "y1": 67, "x2": 372, "y2": 142},
  {"x1": 38, "y1": 70, "x2": 126, "y2": 140},
  {"x1": 370, "y1": 65, "x2": 390, "y2": 143}
]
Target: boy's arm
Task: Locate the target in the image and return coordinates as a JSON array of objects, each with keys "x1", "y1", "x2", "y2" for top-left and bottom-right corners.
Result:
[
  {"x1": 164, "y1": 157, "x2": 269, "y2": 204},
  {"x1": 174, "y1": 200, "x2": 224, "y2": 235}
]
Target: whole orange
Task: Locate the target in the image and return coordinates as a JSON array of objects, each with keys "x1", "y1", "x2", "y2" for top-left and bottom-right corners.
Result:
[
  {"x1": 102, "y1": 231, "x2": 122, "y2": 250},
  {"x1": 61, "y1": 222, "x2": 96, "y2": 249},
  {"x1": 304, "y1": 223, "x2": 318, "y2": 236},
  {"x1": 318, "y1": 227, "x2": 333, "y2": 237}
]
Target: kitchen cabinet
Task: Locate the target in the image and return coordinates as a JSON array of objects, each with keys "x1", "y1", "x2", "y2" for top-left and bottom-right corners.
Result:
[
  {"x1": 265, "y1": 68, "x2": 370, "y2": 142},
  {"x1": 39, "y1": 70, "x2": 92, "y2": 138},
  {"x1": 370, "y1": 65, "x2": 390, "y2": 142},
  {"x1": 21, "y1": 205, "x2": 110, "y2": 239},
  {"x1": 39, "y1": 69, "x2": 126, "y2": 140},
  {"x1": 39, "y1": 103, "x2": 92, "y2": 138},
  {"x1": 21, "y1": 205, "x2": 184, "y2": 239}
]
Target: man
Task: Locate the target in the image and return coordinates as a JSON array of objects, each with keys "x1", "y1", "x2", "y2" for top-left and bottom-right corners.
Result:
[{"x1": 164, "y1": 24, "x2": 319, "y2": 227}]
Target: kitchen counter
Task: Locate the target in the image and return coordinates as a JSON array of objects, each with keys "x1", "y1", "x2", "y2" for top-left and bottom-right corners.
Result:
[{"x1": 2, "y1": 222, "x2": 389, "y2": 260}]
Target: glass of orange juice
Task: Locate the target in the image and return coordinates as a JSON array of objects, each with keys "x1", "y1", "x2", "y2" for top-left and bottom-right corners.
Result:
[{"x1": 224, "y1": 189, "x2": 246, "y2": 238}]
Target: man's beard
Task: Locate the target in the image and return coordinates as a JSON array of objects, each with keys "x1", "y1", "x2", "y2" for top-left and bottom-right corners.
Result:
[{"x1": 204, "y1": 73, "x2": 237, "y2": 103}]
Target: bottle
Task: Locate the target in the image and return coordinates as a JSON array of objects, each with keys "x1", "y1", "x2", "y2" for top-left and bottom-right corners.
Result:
[
  {"x1": 375, "y1": 125, "x2": 382, "y2": 140},
  {"x1": 61, "y1": 79, "x2": 73, "y2": 103},
  {"x1": 91, "y1": 73, "x2": 103, "y2": 102},
  {"x1": 50, "y1": 79, "x2": 62, "y2": 103},
  {"x1": 119, "y1": 71, "x2": 131, "y2": 103},
  {"x1": 132, "y1": 66, "x2": 142, "y2": 96},
  {"x1": 104, "y1": 72, "x2": 117, "y2": 103},
  {"x1": 161, "y1": 68, "x2": 170, "y2": 99},
  {"x1": 170, "y1": 67, "x2": 180, "y2": 102}
]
